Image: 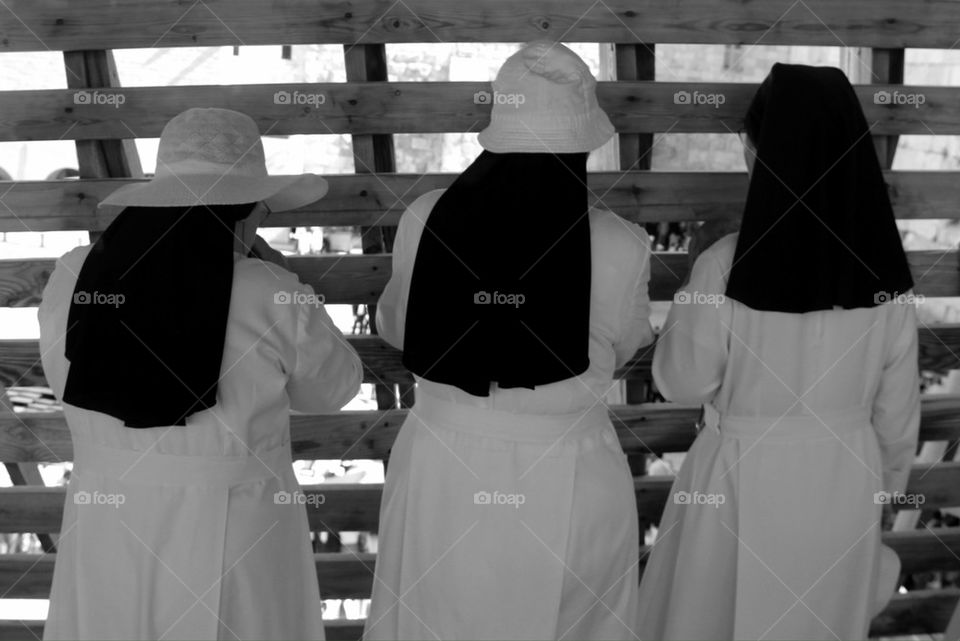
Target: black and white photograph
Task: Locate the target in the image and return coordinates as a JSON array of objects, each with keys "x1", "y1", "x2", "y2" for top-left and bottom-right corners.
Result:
[{"x1": 0, "y1": 2, "x2": 958, "y2": 640}]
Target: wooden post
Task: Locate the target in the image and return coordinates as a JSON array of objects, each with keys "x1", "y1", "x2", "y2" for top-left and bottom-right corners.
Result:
[
  {"x1": 0, "y1": 386, "x2": 57, "y2": 552},
  {"x1": 615, "y1": 44, "x2": 655, "y2": 478},
  {"x1": 63, "y1": 49, "x2": 143, "y2": 244},
  {"x1": 343, "y1": 44, "x2": 403, "y2": 416}
]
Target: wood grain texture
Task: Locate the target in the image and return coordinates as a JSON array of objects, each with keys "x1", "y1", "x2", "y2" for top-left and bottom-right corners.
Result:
[
  {"x1": 0, "y1": 620, "x2": 362, "y2": 641},
  {"x1": 1, "y1": 247, "x2": 957, "y2": 307},
  {"x1": 0, "y1": 591, "x2": 953, "y2": 639},
  {"x1": 3, "y1": 1, "x2": 960, "y2": 51},
  {"x1": 2, "y1": 170, "x2": 957, "y2": 233},
  {"x1": 3, "y1": 324, "x2": 960, "y2": 390},
  {"x1": 2, "y1": 82, "x2": 957, "y2": 141},
  {"x1": 0, "y1": 541, "x2": 956, "y2": 638},
  {"x1": 2, "y1": 464, "x2": 957, "y2": 534},
  {"x1": 4, "y1": 395, "x2": 960, "y2": 463}
]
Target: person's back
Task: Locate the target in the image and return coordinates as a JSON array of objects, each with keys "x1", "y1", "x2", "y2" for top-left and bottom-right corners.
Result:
[
  {"x1": 365, "y1": 42, "x2": 654, "y2": 641},
  {"x1": 378, "y1": 192, "x2": 653, "y2": 416},
  {"x1": 41, "y1": 246, "x2": 359, "y2": 456},
  {"x1": 637, "y1": 64, "x2": 920, "y2": 641},
  {"x1": 660, "y1": 233, "x2": 916, "y2": 438},
  {"x1": 38, "y1": 108, "x2": 362, "y2": 641}
]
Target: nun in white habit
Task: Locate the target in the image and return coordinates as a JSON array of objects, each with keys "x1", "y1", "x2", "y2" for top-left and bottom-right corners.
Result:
[
  {"x1": 364, "y1": 42, "x2": 654, "y2": 640},
  {"x1": 39, "y1": 108, "x2": 362, "y2": 640},
  {"x1": 636, "y1": 64, "x2": 921, "y2": 640}
]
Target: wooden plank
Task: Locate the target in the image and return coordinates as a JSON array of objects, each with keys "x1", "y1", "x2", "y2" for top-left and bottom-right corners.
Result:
[
  {"x1": 3, "y1": 463, "x2": 959, "y2": 534},
  {"x1": 870, "y1": 588, "x2": 959, "y2": 637},
  {"x1": 3, "y1": 322, "x2": 960, "y2": 390},
  {"x1": 0, "y1": 551, "x2": 375, "y2": 599},
  {"x1": 4, "y1": 395, "x2": 960, "y2": 463},
  {"x1": 1, "y1": 246, "x2": 957, "y2": 308},
  {"x1": 0, "y1": 540, "x2": 956, "y2": 639},
  {"x1": 344, "y1": 43, "x2": 402, "y2": 416},
  {"x1": 0, "y1": 590, "x2": 953, "y2": 641},
  {"x1": 0, "y1": 484, "x2": 381, "y2": 534},
  {"x1": 0, "y1": 530, "x2": 955, "y2": 597},
  {"x1": 62, "y1": 50, "x2": 143, "y2": 179},
  {"x1": 3, "y1": 170, "x2": 957, "y2": 234},
  {"x1": 0, "y1": 620, "x2": 362, "y2": 641},
  {"x1": 3, "y1": 0, "x2": 960, "y2": 51},
  {"x1": 2, "y1": 82, "x2": 957, "y2": 142}
]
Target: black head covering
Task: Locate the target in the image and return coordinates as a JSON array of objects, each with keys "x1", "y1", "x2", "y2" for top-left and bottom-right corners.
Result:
[
  {"x1": 725, "y1": 63, "x2": 913, "y2": 313},
  {"x1": 63, "y1": 204, "x2": 255, "y2": 428},
  {"x1": 402, "y1": 151, "x2": 592, "y2": 396}
]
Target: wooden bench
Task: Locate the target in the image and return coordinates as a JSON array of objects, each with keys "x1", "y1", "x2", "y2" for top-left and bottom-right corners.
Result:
[{"x1": 2, "y1": 1, "x2": 960, "y2": 637}]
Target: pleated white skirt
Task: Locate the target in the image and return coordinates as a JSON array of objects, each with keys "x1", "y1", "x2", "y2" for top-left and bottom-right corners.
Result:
[
  {"x1": 364, "y1": 390, "x2": 640, "y2": 640},
  {"x1": 636, "y1": 404, "x2": 885, "y2": 640},
  {"x1": 43, "y1": 438, "x2": 325, "y2": 641}
]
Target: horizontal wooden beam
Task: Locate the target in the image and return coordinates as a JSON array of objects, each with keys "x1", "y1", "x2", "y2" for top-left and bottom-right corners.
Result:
[
  {"x1": 2, "y1": 1, "x2": 960, "y2": 50},
  {"x1": 2, "y1": 324, "x2": 960, "y2": 391},
  {"x1": 0, "y1": 620, "x2": 367, "y2": 641},
  {"x1": 0, "y1": 544, "x2": 957, "y2": 638},
  {"x1": 1, "y1": 82, "x2": 956, "y2": 142},
  {"x1": 869, "y1": 588, "x2": 960, "y2": 637},
  {"x1": 0, "y1": 531, "x2": 955, "y2": 595},
  {"x1": 0, "y1": 247, "x2": 957, "y2": 308},
  {"x1": 1, "y1": 463, "x2": 957, "y2": 534},
  {"x1": 2, "y1": 171, "x2": 956, "y2": 234},
  {"x1": 3, "y1": 395, "x2": 960, "y2": 464},
  {"x1": 0, "y1": 552, "x2": 376, "y2": 600}
]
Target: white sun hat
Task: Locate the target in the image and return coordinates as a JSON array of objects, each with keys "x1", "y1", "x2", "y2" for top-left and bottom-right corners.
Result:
[
  {"x1": 99, "y1": 107, "x2": 328, "y2": 211},
  {"x1": 477, "y1": 41, "x2": 615, "y2": 154}
]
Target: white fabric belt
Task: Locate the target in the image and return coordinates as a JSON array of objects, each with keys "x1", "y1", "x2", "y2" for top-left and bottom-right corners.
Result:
[
  {"x1": 701, "y1": 402, "x2": 871, "y2": 442},
  {"x1": 71, "y1": 438, "x2": 292, "y2": 487},
  {"x1": 414, "y1": 388, "x2": 610, "y2": 443}
]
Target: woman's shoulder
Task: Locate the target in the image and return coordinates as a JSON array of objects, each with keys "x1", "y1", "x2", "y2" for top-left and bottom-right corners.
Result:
[
  {"x1": 233, "y1": 257, "x2": 303, "y2": 297},
  {"x1": 697, "y1": 231, "x2": 739, "y2": 271},
  {"x1": 588, "y1": 208, "x2": 651, "y2": 256}
]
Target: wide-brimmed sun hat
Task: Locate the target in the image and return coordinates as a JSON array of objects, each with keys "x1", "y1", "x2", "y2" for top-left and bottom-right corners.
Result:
[
  {"x1": 477, "y1": 41, "x2": 615, "y2": 153},
  {"x1": 99, "y1": 107, "x2": 328, "y2": 211}
]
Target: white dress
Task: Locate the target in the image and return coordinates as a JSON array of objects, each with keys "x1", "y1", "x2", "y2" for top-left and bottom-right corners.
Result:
[
  {"x1": 364, "y1": 189, "x2": 655, "y2": 640},
  {"x1": 39, "y1": 246, "x2": 363, "y2": 641},
  {"x1": 637, "y1": 233, "x2": 920, "y2": 640}
]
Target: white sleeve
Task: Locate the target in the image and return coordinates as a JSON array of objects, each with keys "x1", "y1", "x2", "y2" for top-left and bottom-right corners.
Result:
[
  {"x1": 652, "y1": 244, "x2": 731, "y2": 404},
  {"x1": 871, "y1": 300, "x2": 920, "y2": 496},
  {"x1": 613, "y1": 224, "x2": 655, "y2": 368},
  {"x1": 375, "y1": 190, "x2": 438, "y2": 349},
  {"x1": 286, "y1": 283, "x2": 364, "y2": 412},
  {"x1": 38, "y1": 246, "x2": 89, "y2": 399}
]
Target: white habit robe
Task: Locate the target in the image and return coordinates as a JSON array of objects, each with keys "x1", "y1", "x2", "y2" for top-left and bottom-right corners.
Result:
[
  {"x1": 637, "y1": 233, "x2": 920, "y2": 640},
  {"x1": 364, "y1": 189, "x2": 655, "y2": 640},
  {"x1": 39, "y1": 246, "x2": 363, "y2": 641}
]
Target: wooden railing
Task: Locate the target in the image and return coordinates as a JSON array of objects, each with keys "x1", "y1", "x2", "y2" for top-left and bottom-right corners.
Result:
[{"x1": 1, "y1": 1, "x2": 959, "y2": 638}]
